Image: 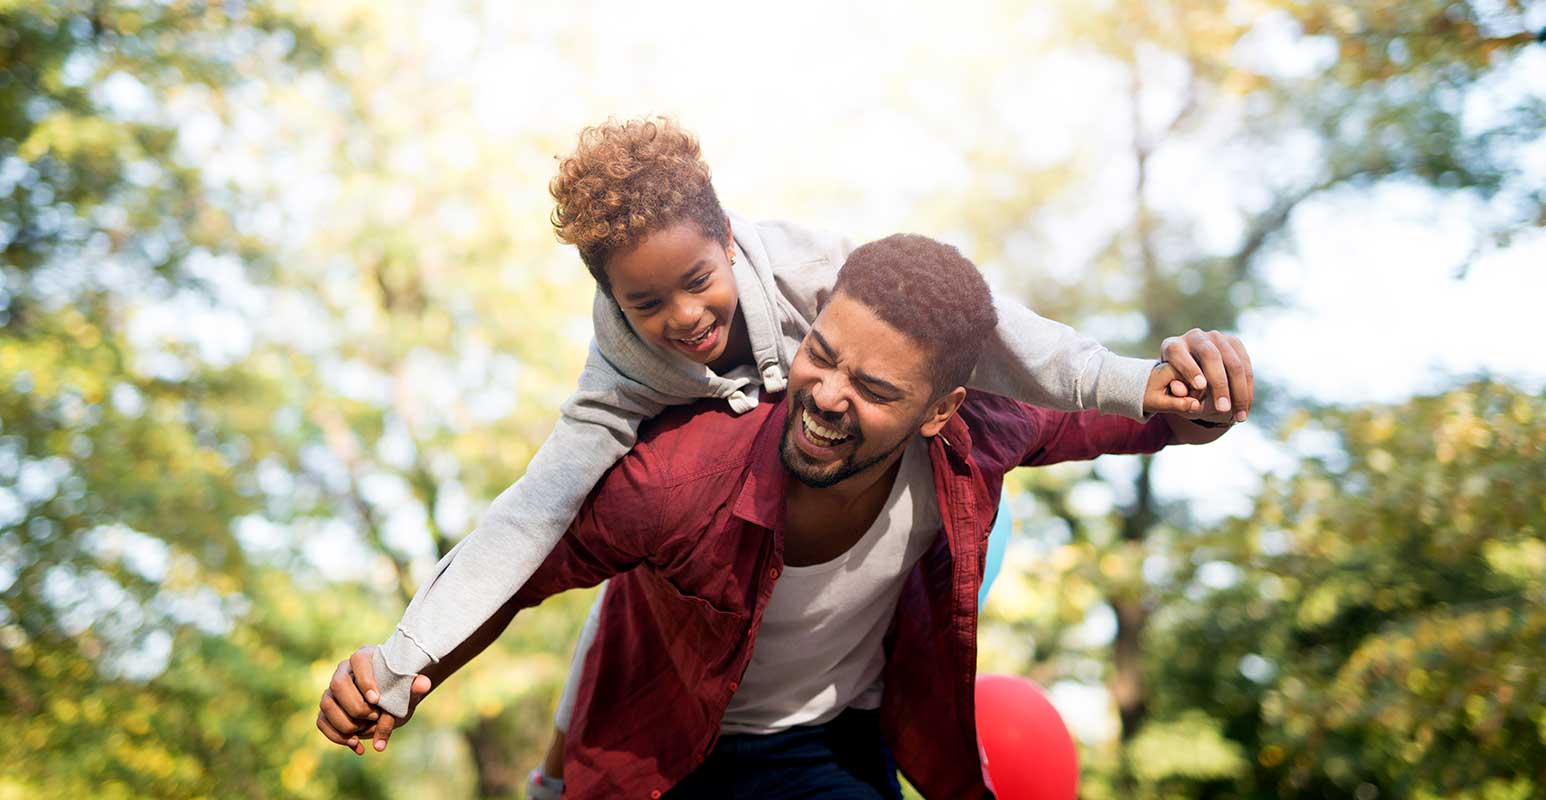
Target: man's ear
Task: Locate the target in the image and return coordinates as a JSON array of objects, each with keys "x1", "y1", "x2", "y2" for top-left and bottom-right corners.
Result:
[
  {"x1": 919, "y1": 386, "x2": 968, "y2": 438},
  {"x1": 724, "y1": 215, "x2": 735, "y2": 256}
]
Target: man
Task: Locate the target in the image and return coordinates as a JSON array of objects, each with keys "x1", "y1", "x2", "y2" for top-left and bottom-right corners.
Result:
[{"x1": 318, "y1": 234, "x2": 1245, "y2": 798}]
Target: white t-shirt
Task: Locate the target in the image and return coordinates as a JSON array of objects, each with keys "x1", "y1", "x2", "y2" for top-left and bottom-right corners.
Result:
[{"x1": 719, "y1": 436, "x2": 941, "y2": 734}]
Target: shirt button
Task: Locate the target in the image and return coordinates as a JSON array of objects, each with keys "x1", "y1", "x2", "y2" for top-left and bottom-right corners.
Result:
[
  {"x1": 695, "y1": 753, "x2": 705, "y2": 764},
  {"x1": 650, "y1": 791, "x2": 662, "y2": 799},
  {"x1": 769, "y1": 567, "x2": 779, "y2": 579},
  {"x1": 729, "y1": 681, "x2": 739, "y2": 692}
]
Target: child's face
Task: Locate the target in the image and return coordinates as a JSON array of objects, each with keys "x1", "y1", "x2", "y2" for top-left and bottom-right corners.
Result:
[{"x1": 604, "y1": 221, "x2": 740, "y2": 367}]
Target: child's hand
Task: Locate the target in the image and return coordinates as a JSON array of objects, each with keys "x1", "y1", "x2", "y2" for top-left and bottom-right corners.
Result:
[
  {"x1": 1143, "y1": 329, "x2": 1253, "y2": 423},
  {"x1": 316, "y1": 645, "x2": 432, "y2": 755}
]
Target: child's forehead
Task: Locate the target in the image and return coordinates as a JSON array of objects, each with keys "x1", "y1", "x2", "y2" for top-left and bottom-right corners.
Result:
[{"x1": 606, "y1": 224, "x2": 723, "y2": 289}]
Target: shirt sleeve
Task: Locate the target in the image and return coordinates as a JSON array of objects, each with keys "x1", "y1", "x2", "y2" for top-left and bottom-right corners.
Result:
[
  {"x1": 969, "y1": 291, "x2": 1158, "y2": 421},
  {"x1": 1016, "y1": 406, "x2": 1176, "y2": 468},
  {"x1": 369, "y1": 344, "x2": 671, "y2": 718}
]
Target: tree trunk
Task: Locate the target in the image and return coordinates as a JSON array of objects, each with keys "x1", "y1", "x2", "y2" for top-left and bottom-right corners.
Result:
[
  {"x1": 1112, "y1": 595, "x2": 1151, "y2": 742},
  {"x1": 464, "y1": 715, "x2": 522, "y2": 800}
]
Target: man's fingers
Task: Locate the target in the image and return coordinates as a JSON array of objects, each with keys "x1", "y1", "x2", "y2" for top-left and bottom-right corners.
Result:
[
  {"x1": 1227, "y1": 335, "x2": 1254, "y2": 421},
  {"x1": 1169, "y1": 379, "x2": 1189, "y2": 398},
  {"x1": 320, "y1": 691, "x2": 370, "y2": 737},
  {"x1": 329, "y1": 660, "x2": 376, "y2": 720},
  {"x1": 349, "y1": 646, "x2": 381, "y2": 706},
  {"x1": 1214, "y1": 335, "x2": 1249, "y2": 420},
  {"x1": 1188, "y1": 333, "x2": 1231, "y2": 414},
  {"x1": 1162, "y1": 335, "x2": 1206, "y2": 391},
  {"x1": 373, "y1": 713, "x2": 397, "y2": 752},
  {"x1": 317, "y1": 712, "x2": 362, "y2": 754}
]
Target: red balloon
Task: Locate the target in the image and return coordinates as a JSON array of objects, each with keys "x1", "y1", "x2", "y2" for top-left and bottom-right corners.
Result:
[{"x1": 974, "y1": 674, "x2": 1079, "y2": 800}]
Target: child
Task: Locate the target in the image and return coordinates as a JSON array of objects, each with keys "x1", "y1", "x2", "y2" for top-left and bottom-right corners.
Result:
[{"x1": 316, "y1": 117, "x2": 1244, "y2": 761}]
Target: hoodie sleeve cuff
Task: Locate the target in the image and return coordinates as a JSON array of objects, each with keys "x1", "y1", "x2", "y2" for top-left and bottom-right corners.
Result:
[
  {"x1": 372, "y1": 630, "x2": 435, "y2": 718},
  {"x1": 1091, "y1": 353, "x2": 1159, "y2": 422}
]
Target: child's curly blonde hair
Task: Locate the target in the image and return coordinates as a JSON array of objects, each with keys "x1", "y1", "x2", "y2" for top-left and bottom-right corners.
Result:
[{"x1": 549, "y1": 117, "x2": 728, "y2": 286}]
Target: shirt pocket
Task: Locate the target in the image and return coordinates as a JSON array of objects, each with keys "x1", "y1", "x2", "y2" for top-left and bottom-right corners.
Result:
[{"x1": 649, "y1": 577, "x2": 746, "y2": 692}]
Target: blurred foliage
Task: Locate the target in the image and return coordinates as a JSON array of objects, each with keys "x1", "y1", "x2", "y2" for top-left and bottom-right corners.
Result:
[{"x1": 1147, "y1": 381, "x2": 1546, "y2": 798}]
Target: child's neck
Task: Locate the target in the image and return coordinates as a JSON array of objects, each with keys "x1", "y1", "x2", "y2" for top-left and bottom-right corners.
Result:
[{"x1": 706, "y1": 310, "x2": 754, "y2": 375}]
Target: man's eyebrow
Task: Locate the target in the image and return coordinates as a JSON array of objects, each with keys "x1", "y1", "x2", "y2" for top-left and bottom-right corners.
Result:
[
  {"x1": 808, "y1": 328, "x2": 835, "y2": 358},
  {"x1": 808, "y1": 329, "x2": 903, "y2": 397},
  {"x1": 855, "y1": 370, "x2": 902, "y2": 398}
]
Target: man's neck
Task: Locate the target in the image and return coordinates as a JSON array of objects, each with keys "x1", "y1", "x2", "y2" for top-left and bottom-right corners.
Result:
[{"x1": 781, "y1": 440, "x2": 914, "y2": 567}]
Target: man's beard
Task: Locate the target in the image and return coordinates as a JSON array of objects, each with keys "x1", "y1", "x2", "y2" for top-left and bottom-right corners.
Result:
[{"x1": 780, "y1": 389, "x2": 916, "y2": 489}]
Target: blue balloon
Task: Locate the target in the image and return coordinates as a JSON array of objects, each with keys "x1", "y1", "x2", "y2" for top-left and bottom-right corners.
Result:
[{"x1": 980, "y1": 493, "x2": 1011, "y2": 608}]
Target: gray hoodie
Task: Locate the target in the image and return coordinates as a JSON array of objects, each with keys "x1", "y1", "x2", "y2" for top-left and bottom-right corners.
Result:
[{"x1": 369, "y1": 214, "x2": 1155, "y2": 716}]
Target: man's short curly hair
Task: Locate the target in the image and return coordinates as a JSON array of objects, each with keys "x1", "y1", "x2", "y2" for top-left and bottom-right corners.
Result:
[
  {"x1": 549, "y1": 117, "x2": 728, "y2": 286},
  {"x1": 833, "y1": 234, "x2": 998, "y2": 394}
]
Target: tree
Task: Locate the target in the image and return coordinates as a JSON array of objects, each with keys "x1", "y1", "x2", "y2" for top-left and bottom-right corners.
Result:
[
  {"x1": 0, "y1": 2, "x2": 396, "y2": 796},
  {"x1": 1150, "y1": 380, "x2": 1546, "y2": 798}
]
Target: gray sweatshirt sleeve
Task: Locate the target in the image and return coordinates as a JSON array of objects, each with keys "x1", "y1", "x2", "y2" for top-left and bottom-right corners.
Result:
[
  {"x1": 971, "y1": 292, "x2": 1157, "y2": 421},
  {"x1": 369, "y1": 343, "x2": 681, "y2": 717}
]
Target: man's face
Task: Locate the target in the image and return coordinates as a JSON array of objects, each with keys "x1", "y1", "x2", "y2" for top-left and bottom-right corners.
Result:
[
  {"x1": 781, "y1": 292, "x2": 954, "y2": 488},
  {"x1": 605, "y1": 221, "x2": 740, "y2": 367}
]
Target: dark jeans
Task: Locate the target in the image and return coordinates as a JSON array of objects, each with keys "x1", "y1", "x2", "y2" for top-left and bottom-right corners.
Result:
[{"x1": 664, "y1": 707, "x2": 904, "y2": 799}]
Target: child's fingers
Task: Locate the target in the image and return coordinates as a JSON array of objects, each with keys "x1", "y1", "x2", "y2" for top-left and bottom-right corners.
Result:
[
  {"x1": 1161, "y1": 336, "x2": 1207, "y2": 393},
  {"x1": 1147, "y1": 393, "x2": 1202, "y2": 415}
]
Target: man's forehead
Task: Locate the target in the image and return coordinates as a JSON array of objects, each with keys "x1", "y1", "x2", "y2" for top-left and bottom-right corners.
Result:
[{"x1": 808, "y1": 296, "x2": 931, "y2": 391}]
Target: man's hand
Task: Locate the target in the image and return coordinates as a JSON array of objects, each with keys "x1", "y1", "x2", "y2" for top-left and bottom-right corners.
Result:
[
  {"x1": 316, "y1": 645, "x2": 432, "y2": 755},
  {"x1": 1142, "y1": 329, "x2": 1253, "y2": 423}
]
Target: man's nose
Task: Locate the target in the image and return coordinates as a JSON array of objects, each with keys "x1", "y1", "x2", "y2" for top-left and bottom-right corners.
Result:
[{"x1": 810, "y1": 377, "x2": 851, "y2": 417}]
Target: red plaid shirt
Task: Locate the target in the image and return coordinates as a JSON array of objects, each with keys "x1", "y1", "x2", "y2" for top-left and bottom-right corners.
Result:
[{"x1": 512, "y1": 391, "x2": 1172, "y2": 799}]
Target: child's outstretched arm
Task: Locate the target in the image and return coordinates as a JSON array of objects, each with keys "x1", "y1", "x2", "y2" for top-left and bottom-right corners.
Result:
[
  {"x1": 754, "y1": 216, "x2": 1179, "y2": 420},
  {"x1": 366, "y1": 343, "x2": 680, "y2": 718},
  {"x1": 970, "y1": 292, "x2": 1158, "y2": 420}
]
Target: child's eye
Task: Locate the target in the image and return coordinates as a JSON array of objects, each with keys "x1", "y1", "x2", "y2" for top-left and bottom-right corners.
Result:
[
  {"x1": 687, "y1": 275, "x2": 711, "y2": 292},
  {"x1": 633, "y1": 300, "x2": 661, "y2": 312}
]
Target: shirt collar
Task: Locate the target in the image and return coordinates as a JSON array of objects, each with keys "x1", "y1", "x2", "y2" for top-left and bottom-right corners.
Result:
[{"x1": 732, "y1": 392, "x2": 793, "y2": 530}]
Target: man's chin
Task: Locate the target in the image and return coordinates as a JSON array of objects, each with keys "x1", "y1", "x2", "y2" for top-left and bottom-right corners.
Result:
[{"x1": 780, "y1": 438, "x2": 847, "y2": 488}]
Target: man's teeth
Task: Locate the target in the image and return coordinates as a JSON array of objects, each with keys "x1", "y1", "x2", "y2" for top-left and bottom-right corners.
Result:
[{"x1": 803, "y1": 409, "x2": 852, "y2": 445}]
